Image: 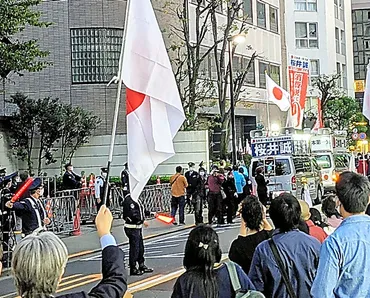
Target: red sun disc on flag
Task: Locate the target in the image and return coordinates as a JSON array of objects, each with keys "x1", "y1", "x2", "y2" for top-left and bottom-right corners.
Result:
[{"x1": 273, "y1": 87, "x2": 283, "y2": 100}]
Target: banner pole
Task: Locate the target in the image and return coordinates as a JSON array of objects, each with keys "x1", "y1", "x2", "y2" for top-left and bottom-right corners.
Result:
[{"x1": 102, "y1": 0, "x2": 131, "y2": 205}]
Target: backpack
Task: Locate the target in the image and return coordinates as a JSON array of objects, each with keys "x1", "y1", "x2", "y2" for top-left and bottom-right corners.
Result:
[{"x1": 225, "y1": 262, "x2": 265, "y2": 298}]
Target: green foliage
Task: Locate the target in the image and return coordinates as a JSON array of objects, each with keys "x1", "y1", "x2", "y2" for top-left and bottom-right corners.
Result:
[
  {"x1": 59, "y1": 105, "x2": 101, "y2": 173},
  {"x1": 0, "y1": 0, "x2": 51, "y2": 78},
  {"x1": 8, "y1": 92, "x2": 100, "y2": 175},
  {"x1": 324, "y1": 96, "x2": 360, "y2": 133}
]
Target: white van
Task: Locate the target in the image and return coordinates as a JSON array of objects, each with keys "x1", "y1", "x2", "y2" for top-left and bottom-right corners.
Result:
[
  {"x1": 250, "y1": 155, "x2": 324, "y2": 204},
  {"x1": 313, "y1": 152, "x2": 350, "y2": 193}
]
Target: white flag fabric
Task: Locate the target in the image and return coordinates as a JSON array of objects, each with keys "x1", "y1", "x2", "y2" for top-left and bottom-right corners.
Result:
[
  {"x1": 363, "y1": 63, "x2": 370, "y2": 120},
  {"x1": 266, "y1": 73, "x2": 290, "y2": 111},
  {"x1": 121, "y1": 0, "x2": 185, "y2": 200}
]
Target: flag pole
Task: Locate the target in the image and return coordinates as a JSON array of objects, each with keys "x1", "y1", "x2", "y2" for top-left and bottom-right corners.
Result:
[
  {"x1": 265, "y1": 72, "x2": 271, "y2": 132},
  {"x1": 102, "y1": 0, "x2": 131, "y2": 205}
]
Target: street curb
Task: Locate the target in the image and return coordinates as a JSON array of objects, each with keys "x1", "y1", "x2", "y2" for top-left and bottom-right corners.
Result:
[
  {"x1": 67, "y1": 223, "x2": 196, "y2": 261},
  {"x1": 0, "y1": 224, "x2": 195, "y2": 278}
]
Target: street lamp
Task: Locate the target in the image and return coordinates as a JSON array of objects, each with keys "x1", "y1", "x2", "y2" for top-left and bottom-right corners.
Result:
[{"x1": 228, "y1": 33, "x2": 247, "y2": 165}]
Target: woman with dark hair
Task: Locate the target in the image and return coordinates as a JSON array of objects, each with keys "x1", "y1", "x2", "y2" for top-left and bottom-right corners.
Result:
[
  {"x1": 321, "y1": 195, "x2": 342, "y2": 230},
  {"x1": 255, "y1": 167, "x2": 269, "y2": 206},
  {"x1": 172, "y1": 225, "x2": 255, "y2": 298},
  {"x1": 229, "y1": 196, "x2": 273, "y2": 274},
  {"x1": 222, "y1": 168, "x2": 237, "y2": 224}
]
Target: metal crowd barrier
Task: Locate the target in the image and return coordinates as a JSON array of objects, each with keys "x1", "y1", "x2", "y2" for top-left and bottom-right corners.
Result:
[
  {"x1": 47, "y1": 195, "x2": 76, "y2": 235},
  {"x1": 139, "y1": 183, "x2": 172, "y2": 215}
]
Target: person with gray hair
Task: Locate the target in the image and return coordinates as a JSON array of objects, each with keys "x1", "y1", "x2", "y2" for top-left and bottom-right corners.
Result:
[{"x1": 12, "y1": 205, "x2": 127, "y2": 298}]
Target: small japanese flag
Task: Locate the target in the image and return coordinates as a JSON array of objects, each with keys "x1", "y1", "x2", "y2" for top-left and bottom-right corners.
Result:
[{"x1": 266, "y1": 73, "x2": 290, "y2": 111}]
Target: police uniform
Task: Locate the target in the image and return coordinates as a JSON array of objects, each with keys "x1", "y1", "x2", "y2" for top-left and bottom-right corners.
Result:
[
  {"x1": 95, "y1": 168, "x2": 111, "y2": 210},
  {"x1": 8, "y1": 178, "x2": 47, "y2": 237},
  {"x1": 62, "y1": 163, "x2": 81, "y2": 190},
  {"x1": 122, "y1": 194, "x2": 153, "y2": 276},
  {"x1": 120, "y1": 163, "x2": 130, "y2": 196},
  {"x1": 185, "y1": 162, "x2": 199, "y2": 213}
]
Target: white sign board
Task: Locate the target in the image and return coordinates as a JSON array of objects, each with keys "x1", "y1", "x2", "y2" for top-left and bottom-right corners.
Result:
[{"x1": 310, "y1": 135, "x2": 333, "y2": 152}]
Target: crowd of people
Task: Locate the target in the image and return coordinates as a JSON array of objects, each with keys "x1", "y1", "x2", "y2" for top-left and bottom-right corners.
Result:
[
  {"x1": 170, "y1": 161, "x2": 254, "y2": 226},
  {"x1": 4, "y1": 162, "x2": 370, "y2": 297}
]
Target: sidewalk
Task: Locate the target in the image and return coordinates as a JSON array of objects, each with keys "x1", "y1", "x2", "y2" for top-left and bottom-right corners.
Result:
[{"x1": 63, "y1": 213, "x2": 196, "y2": 257}]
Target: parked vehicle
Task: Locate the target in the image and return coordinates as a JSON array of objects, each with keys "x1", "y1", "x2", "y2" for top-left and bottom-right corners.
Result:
[{"x1": 249, "y1": 155, "x2": 324, "y2": 204}]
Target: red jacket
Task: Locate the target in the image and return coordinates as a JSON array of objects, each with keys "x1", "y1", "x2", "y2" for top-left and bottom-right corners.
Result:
[{"x1": 306, "y1": 220, "x2": 328, "y2": 243}]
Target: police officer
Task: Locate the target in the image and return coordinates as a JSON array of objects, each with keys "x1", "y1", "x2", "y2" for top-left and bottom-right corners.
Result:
[
  {"x1": 185, "y1": 162, "x2": 199, "y2": 213},
  {"x1": 122, "y1": 193, "x2": 153, "y2": 276},
  {"x1": 62, "y1": 163, "x2": 81, "y2": 190},
  {"x1": 5, "y1": 178, "x2": 50, "y2": 237},
  {"x1": 120, "y1": 162, "x2": 130, "y2": 196},
  {"x1": 95, "y1": 167, "x2": 111, "y2": 211}
]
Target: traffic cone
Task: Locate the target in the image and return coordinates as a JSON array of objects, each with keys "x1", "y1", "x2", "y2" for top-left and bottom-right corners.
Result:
[{"x1": 72, "y1": 207, "x2": 82, "y2": 236}]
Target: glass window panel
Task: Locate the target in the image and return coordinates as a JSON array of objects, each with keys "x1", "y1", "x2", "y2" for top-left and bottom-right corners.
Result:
[
  {"x1": 257, "y1": 1, "x2": 266, "y2": 28},
  {"x1": 243, "y1": 0, "x2": 253, "y2": 23},
  {"x1": 270, "y1": 7, "x2": 278, "y2": 33},
  {"x1": 295, "y1": 23, "x2": 307, "y2": 38}
]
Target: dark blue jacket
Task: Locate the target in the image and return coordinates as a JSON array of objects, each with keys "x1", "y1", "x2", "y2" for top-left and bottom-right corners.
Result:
[
  {"x1": 249, "y1": 229, "x2": 321, "y2": 298},
  {"x1": 57, "y1": 246, "x2": 127, "y2": 298},
  {"x1": 12, "y1": 197, "x2": 46, "y2": 235}
]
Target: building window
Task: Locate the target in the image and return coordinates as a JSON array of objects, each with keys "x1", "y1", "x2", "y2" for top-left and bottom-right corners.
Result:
[
  {"x1": 334, "y1": 0, "x2": 338, "y2": 19},
  {"x1": 257, "y1": 1, "x2": 266, "y2": 29},
  {"x1": 269, "y1": 65, "x2": 280, "y2": 85},
  {"x1": 295, "y1": 22, "x2": 318, "y2": 48},
  {"x1": 259, "y1": 62, "x2": 269, "y2": 88},
  {"x1": 270, "y1": 6, "x2": 278, "y2": 33},
  {"x1": 310, "y1": 59, "x2": 320, "y2": 84},
  {"x1": 339, "y1": 0, "x2": 344, "y2": 21},
  {"x1": 342, "y1": 64, "x2": 347, "y2": 89},
  {"x1": 340, "y1": 30, "x2": 346, "y2": 55},
  {"x1": 232, "y1": 55, "x2": 256, "y2": 87},
  {"x1": 71, "y1": 28, "x2": 123, "y2": 84},
  {"x1": 336, "y1": 62, "x2": 342, "y2": 87},
  {"x1": 294, "y1": 0, "x2": 317, "y2": 12},
  {"x1": 243, "y1": 0, "x2": 253, "y2": 24},
  {"x1": 335, "y1": 28, "x2": 340, "y2": 53}
]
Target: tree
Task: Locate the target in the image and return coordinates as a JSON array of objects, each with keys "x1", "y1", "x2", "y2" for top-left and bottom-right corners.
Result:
[
  {"x1": 324, "y1": 96, "x2": 360, "y2": 132},
  {"x1": 165, "y1": 0, "x2": 219, "y2": 130},
  {"x1": 8, "y1": 93, "x2": 100, "y2": 174},
  {"x1": 8, "y1": 93, "x2": 38, "y2": 173},
  {"x1": 0, "y1": 0, "x2": 51, "y2": 80},
  {"x1": 59, "y1": 105, "x2": 100, "y2": 173},
  {"x1": 209, "y1": 0, "x2": 257, "y2": 158},
  {"x1": 166, "y1": 0, "x2": 257, "y2": 157},
  {"x1": 312, "y1": 74, "x2": 343, "y2": 114},
  {"x1": 35, "y1": 97, "x2": 63, "y2": 174}
]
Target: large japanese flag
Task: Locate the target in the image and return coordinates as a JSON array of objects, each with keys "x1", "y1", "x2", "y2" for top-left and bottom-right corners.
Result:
[
  {"x1": 121, "y1": 0, "x2": 185, "y2": 200},
  {"x1": 363, "y1": 63, "x2": 370, "y2": 120},
  {"x1": 266, "y1": 73, "x2": 290, "y2": 111}
]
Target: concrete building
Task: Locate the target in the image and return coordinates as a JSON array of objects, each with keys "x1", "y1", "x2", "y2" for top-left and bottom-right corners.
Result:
[
  {"x1": 352, "y1": 0, "x2": 370, "y2": 102},
  {"x1": 188, "y1": 0, "x2": 286, "y2": 155},
  {"x1": 285, "y1": 0, "x2": 355, "y2": 111}
]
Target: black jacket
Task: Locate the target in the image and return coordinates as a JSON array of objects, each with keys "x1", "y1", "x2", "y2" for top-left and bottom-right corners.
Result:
[
  {"x1": 120, "y1": 169, "x2": 130, "y2": 191},
  {"x1": 223, "y1": 177, "x2": 237, "y2": 199},
  {"x1": 122, "y1": 195, "x2": 144, "y2": 225},
  {"x1": 57, "y1": 246, "x2": 127, "y2": 298},
  {"x1": 255, "y1": 173, "x2": 268, "y2": 195},
  {"x1": 185, "y1": 170, "x2": 199, "y2": 192},
  {"x1": 63, "y1": 171, "x2": 81, "y2": 190}
]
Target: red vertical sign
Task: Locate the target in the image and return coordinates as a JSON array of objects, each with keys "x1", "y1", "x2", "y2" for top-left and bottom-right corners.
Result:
[{"x1": 288, "y1": 55, "x2": 309, "y2": 129}]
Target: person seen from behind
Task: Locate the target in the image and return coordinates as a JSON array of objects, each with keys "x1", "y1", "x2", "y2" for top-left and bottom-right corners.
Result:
[
  {"x1": 222, "y1": 167, "x2": 237, "y2": 224},
  {"x1": 299, "y1": 200, "x2": 328, "y2": 243},
  {"x1": 170, "y1": 166, "x2": 188, "y2": 225},
  {"x1": 233, "y1": 165, "x2": 246, "y2": 204},
  {"x1": 207, "y1": 167, "x2": 225, "y2": 225},
  {"x1": 255, "y1": 167, "x2": 269, "y2": 206},
  {"x1": 229, "y1": 196, "x2": 273, "y2": 274},
  {"x1": 311, "y1": 172, "x2": 370, "y2": 298},
  {"x1": 171, "y1": 225, "x2": 256, "y2": 298},
  {"x1": 11, "y1": 205, "x2": 127, "y2": 298},
  {"x1": 249, "y1": 193, "x2": 320, "y2": 298},
  {"x1": 321, "y1": 195, "x2": 342, "y2": 232}
]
